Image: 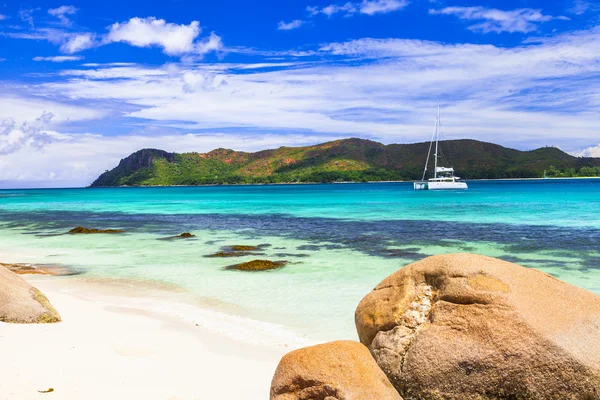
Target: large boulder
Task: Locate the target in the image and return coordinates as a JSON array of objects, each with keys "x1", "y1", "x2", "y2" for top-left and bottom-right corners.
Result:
[
  {"x1": 271, "y1": 340, "x2": 402, "y2": 400},
  {"x1": 355, "y1": 254, "x2": 600, "y2": 400},
  {"x1": 0, "y1": 265, "x2": 61, "y2": 323}
]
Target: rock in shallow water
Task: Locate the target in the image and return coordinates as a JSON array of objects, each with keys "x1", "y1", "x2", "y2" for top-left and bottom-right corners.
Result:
[
  {"x1": 225, "y1": 259, "x2": 287, "y2": 271},
  {"x1": 0, "y1": 265, "x2": 61, "y2": 323},
  {"x1": 68, "y1": 226, "x2": 124, "y2": 234},
  {"x1": 0, "y1": 262, "x2": 76, "y2": 276},
  {"x1": 270, "y1": 340, "x2": 402, "y2": 400},
  {"x1": 355, "y1": 253, "x2": 600, "y2": 400}
]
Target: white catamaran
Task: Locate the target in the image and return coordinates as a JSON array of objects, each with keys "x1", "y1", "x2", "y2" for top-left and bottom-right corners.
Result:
[{"x1": 414, "y1": 106, "x2": 468, "y2": 190}]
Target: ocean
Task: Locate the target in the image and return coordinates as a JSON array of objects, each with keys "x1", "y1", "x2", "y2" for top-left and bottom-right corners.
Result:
[{"x1": 1, "y1": 179, "x2": 599, "y2": 343}]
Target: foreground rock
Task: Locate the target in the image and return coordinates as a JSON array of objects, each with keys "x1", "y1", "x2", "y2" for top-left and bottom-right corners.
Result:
[
  {"x1": 69, "y1": 226, "x2": 124, "y2": 234},
  {"x1": 226, "y1": 260, "x2": 287, "y2": 271},
  {"x1": 0, "y1": 265, "x2": 61, "y2": 323},
  {"x1": 271, "y1": 340, "x2": 402, "y2": 400},
  {"x1": 355, "y1": 254, "x2": 600, "y2": 400}
]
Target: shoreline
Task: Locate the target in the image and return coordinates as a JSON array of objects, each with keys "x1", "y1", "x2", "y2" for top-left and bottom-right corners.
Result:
[
  {"x1": 2, "y1": 176, "x2": 600, "y2": 191},
  {"x1": 0, "y1": 275, "x2": 303, "y2": 400}
]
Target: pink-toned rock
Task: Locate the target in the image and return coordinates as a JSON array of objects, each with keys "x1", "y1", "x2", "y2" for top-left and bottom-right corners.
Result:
[
  {"x1": 355, "y1": 254, "x2": 600, "y2": 400},
  {"x1": 270, "y1": 340, "x2": 402, "y2": 400},
  {"x1": 0, "y1": 265, "x2": 61, "y2": 323}
]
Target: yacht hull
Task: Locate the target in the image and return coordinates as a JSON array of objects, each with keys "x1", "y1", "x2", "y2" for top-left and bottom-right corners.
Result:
[{"x1": 414, "y1": 181, "x2": 468, "y2": 190}]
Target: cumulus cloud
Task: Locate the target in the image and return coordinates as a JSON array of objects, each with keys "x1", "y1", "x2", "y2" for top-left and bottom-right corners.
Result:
[
  {"x1": 194, "y1": 32, "x2": 224, "y2": 56},
  {"x1": 48, "y1": 5, "x2": 77, "y2": 26},
  {"x1": 278, "y1": 20, "x2": 304, "y2": 30},
  {"x1": 0, "y1": 14, "x2": 7, "y2": 20},
  {"x1": 573, "y1": 144, "x2": 600, "y2": 157},
  {"x1": 60, "y1": 33, "x2": 96, "y2": 53},
  {"x1": 106, "y1": 17, "x2": 215, "y2": 55},
  {"x1": 8, "y1": 16, "x2": 221, "y2": 57},
  {"x1": 308, "y1": 0, "x2": 408, "y2": 17},
  {"x1": 429, "y1": 6, "x2": 569, "y2": 34},
  {"x1": 33, "y1": 55, "x2": 84, "y2": 62},
  {"x1": 0, "y1": 112, "x2": 55, "y2": 155}
]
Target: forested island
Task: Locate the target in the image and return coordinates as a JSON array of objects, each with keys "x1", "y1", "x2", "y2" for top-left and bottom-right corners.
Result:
[{"x1": 91, "y1": 138, "x2": 600, "y2": 186}]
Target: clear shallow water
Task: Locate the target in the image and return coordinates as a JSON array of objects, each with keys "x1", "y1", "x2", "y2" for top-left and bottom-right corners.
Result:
[{"x1": 1, "y1": 179, "x2": 599, "y2": 342}]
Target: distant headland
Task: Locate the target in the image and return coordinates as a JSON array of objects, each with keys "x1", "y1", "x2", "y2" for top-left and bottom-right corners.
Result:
[{"x1": 91, "y1": 138, "x2": 600, "y2": 187}]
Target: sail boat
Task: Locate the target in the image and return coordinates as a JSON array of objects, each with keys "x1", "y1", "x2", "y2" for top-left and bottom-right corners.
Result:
[{"x1": 414, "y1": 106, "x2": 468, "y2": 190}]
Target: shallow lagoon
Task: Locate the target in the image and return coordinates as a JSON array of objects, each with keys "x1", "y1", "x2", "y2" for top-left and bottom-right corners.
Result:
[{"x1": 1, "y1": 179, "x2": 599, "y2": 342}]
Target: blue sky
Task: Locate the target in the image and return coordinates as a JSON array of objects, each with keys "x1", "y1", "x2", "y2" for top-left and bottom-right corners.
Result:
[{"x1": 1, "y1": 0, "x2": 599, "y2": 187}]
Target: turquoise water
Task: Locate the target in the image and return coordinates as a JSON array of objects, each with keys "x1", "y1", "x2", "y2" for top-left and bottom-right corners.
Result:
[{"x1": 1, "y1": 179, "x2": 599, "y2": 341}]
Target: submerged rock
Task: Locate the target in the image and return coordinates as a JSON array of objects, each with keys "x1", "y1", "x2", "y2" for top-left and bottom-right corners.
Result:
[
  {"x1": 176, "y1": 232, "x2": 195, "y2": 238},
  {"x1": 226, "y1": 260, "x2": 287, "y2": 271},
  {"x1": 205, "y1": 244, "x2": 268, "y2": 258},
  {"x1": 270, "y1": 340, "x2": 402, "y2": 400},
  {"x1": 0, "y1": 262, "x2": 76, "y2": 276},
  {"x1": 68, "y1": 226, "x2": 124, "y2": 234},
  {"x1": 0, "y1": 265, "x2": 61, "y2": 323},
  {"x1": 206, "y1": 251, "x2": 256, "y2": 258},
  {"x1": 230, "y1": 245, "x2": 260, "y2": 251},
  {"x1": 355, "y1": 253, "x2": 600, "y2": 400},
  {"x1": 159, "y1": 232, "x2": 196, "y2": 240}
]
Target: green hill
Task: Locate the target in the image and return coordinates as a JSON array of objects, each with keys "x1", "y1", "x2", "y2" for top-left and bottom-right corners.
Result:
[{"x1": 90, "y1": 138, "x2": 600, "y2": 186}]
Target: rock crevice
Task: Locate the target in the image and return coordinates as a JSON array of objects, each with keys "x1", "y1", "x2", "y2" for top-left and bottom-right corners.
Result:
[{"x1": 355, "y1": 254, "x2": 600, "y2": 400}]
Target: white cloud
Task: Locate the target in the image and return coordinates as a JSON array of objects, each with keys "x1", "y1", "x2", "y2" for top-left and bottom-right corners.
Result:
[
  {"x1": 34, "y1": 27, "x2": 600, "y2": 148},
  {"x1": 19, "y1": 8, "x2": 38, "y2": 27},
  {"x1": 0, "y1": 95, "x2": 106, "y2": 125},
  {"x1": 80, "y1": 62, "x2": 136, "y2": 67},
  {"x1": 106, "y1": 17, "x2": 210, "y2": 55},
  {"x1": 193, "y1": 32, "x2": 224, "y2": 56},
  {"x1": 569, "y1": 0, "x2": 598, "y2": 15},
  {"x1": 3, "y1": 27, "x2": 600, "y2": 186},
  {"x1": 0, "y1": 14, "x2": 7, "y2": 20},
  {"x1": 8, "y1": 29, "x2": 97, "y2": 54},
  {"x1": 573, "y1": 144, "x2": 600, "y2": 157},
  {"x1": 60, "y1": 33, "x2": 96, "y2": 53},
  {"x1": 7, "y1": 16, "x2": 220, "y2": 57},
  {"x1": 360, "y1": 0, "x2": 409, "y2": 15},
  {"x1": 309, "y1": 0, "x2": 408, "y2": 17},
  {"x1": 33, "y1": 55, "x2": 84, "y2": 62},
  {"x1": 48, "y1": 5, "x2": 77, "y2": 27},
  {"x1": 0, "y1": 112, "x2": 55, "y2": 155},
  {"x1": 429, "y1": 6, "x2": 569, "y2": 34},
  {"x1": 278, "y1": 20, "x2": 305, "y2": 30}
]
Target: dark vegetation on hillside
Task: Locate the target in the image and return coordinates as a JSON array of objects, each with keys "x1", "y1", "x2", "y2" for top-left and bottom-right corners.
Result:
[{"x1": 90, "y1": 138, "x2": 600, "y2": 187}]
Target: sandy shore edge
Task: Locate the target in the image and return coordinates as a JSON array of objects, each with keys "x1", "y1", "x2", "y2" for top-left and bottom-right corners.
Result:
[{"x1": 0, "y1": 276, "x2": 300, "y2": 400}]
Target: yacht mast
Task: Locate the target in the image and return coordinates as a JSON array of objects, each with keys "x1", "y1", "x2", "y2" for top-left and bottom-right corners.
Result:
[
  {"x1": 422, "y1": 113, "x2": 437, "y2": 181},
  {"x1": 434, "y1": 105, "x2": 440, "y2": 179}
]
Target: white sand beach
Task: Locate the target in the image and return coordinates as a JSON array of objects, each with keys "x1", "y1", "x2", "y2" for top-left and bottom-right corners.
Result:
[{"x1": 0, "y1": 276, "x2": 300, "y2": 400}]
